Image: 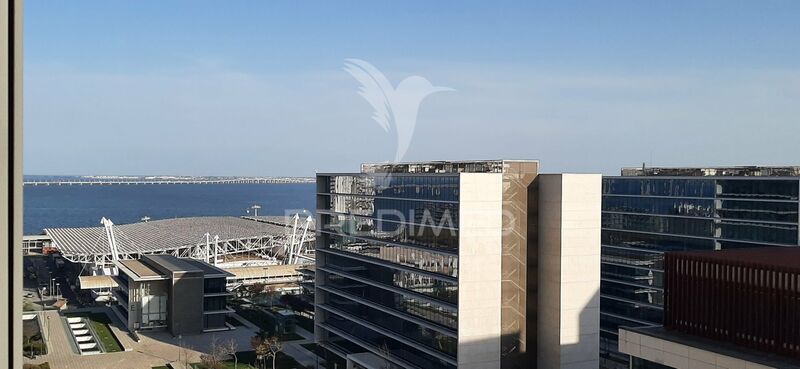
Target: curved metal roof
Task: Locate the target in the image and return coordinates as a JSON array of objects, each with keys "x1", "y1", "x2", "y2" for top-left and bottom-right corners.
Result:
[{"x1": 45, "y1": 216, "x2": 289, "y2": 257}]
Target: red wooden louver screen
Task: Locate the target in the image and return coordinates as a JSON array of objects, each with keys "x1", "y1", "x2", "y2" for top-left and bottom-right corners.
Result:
[{"x1": 664, "y1": 251, "x2": 800, "y2": 359}]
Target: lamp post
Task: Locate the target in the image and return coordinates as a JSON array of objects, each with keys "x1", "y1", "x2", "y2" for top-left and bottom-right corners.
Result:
[
  {"x1": 56, "y1": 283, "x2": 60, "y2": 300},
  {"x1": 177, "y1": 334, "x2": 183, "y2": 363}
]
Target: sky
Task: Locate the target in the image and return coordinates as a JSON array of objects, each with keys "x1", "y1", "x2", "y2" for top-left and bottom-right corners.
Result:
[{"x1": 24, "y1": 1, "x2": 800, "y2": 176}]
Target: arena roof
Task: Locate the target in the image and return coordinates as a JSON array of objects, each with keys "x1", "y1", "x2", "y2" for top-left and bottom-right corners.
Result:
[
  {"x1": 78, "y1": 275, "x2": 119, "y2": 290},
  {"x1": 227, "y1": 264, "x2": 305, "y2": 280},
  {"x1": 45, "y1": 216, "x2": 290, "y2": 258},
  {"x1": 242, "y1": 215, "x2": 316, "y2": 232}
]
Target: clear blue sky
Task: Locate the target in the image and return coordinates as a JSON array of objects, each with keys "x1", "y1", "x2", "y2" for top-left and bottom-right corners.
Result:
[{"x1": 24, "y1": 1, "x2": 800, "y2": 176}]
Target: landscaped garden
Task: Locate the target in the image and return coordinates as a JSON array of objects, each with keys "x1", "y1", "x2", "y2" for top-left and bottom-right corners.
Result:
[
  {"x1": 23, "y1": 363, "x2": 51, "y2": 369},
  {"x1": 64, "y1": 311, "x2": 123, "y2": 352},
  {"x1": 187, "y1": 350, "x2": 303, "y2": 369},
  {"x1": 23, "y1": 316, "x2": 47, "y2": 357}
]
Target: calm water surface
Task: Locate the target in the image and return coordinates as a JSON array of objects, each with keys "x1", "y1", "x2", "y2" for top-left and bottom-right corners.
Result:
[{"x1": 23, "y1": 183, "x2": 316, "y2": 234}]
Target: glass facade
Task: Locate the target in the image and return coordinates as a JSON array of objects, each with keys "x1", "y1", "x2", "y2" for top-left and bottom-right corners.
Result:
[
  {"x1": 600, "y1": 177, "x2": 800, "y2": 369},
  {"x1": 317, "y1": 173, "x2": 461, "y2": 369},
  {"x1": 204, "y1": 277, "x2": 227, "y2": 294}
]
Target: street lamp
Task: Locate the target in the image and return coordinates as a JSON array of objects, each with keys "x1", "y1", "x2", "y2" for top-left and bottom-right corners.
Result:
[
  {"x1": 56, "y1": 283, "x2": 60, "y2": 299},
  {"x1": 177, "y1": 334, "x2": 183, "y2": 363}
]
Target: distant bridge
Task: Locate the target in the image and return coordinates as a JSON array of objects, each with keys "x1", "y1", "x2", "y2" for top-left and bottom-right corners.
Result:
[{"x1": 24, "y1": 178, "x2": 315, "y2": 186}]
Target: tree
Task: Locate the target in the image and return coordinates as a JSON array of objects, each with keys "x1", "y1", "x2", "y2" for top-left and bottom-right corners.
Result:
[
  {"x1": 247, "y1": 282, "x2": 266, "y2": 298},
  {"x1": 264, "y1": 336, "x2": 283, "y2": 369},
  {"x1": 251, "y1": 329, "x2": 270, "y2": 369},
  {"x1": 377, "y1": 341, "x2": 392, "y2": 369},
  {"x1": 180, "y1": 344, "x2": 194, "y2": 369},
  {"x1": 251, "y1": 330, "x2": 282, "y2": 369},
  {"x1": 200, "y1": 336, "x2": 226, "y2": 369},
  {"x1": 222, "y1": 338, "x2": 239, "y2": 369},
  {"x1": 264, "y1": 285, "x2": 277, "y2": 308},
  {"x1": 23, "y1": 334, "x2": 33, "y2": 358}
]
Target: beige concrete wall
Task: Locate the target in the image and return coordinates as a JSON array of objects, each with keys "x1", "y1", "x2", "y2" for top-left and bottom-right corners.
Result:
[
  {"x1": 458, "y1": 173, "x2": 504, "y2": 369},
  {"x1": 619, "y1": 329, "x2": 776, "y2": 369},
  {"x1": 537, "y1": 174, "x2": 601, "y2": 369}
]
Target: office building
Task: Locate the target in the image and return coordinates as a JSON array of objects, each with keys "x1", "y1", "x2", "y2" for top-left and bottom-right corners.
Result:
[
  {"x1": 314, "y1": 160, "x2": 602, "y2": 369},
  {"x1": 115, "y1": 254, "x2": 233, "y2": 335},
  {"x1": 600, "y1": 166, "x2": 800, "y2": 368},
  {"x1": 619, "y1": 247, "x2": 800, "y2": 369}
]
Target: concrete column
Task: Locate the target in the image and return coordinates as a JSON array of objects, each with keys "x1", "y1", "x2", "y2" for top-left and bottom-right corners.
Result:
[
  {"x1": 537, "y1": 174, "x2": 601, "y2": 369},
  {"x1": 0, "y1": 1, "x2": 23, "y2": 367},
  {"x1": 457, "y1": 173, "x2": 504, "y2": 369}
]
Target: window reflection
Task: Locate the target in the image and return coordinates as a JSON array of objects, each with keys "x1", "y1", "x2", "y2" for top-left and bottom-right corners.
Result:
[
  {"x1": 325, "y1": 253, "x2": 458, "y2": 304},
  {"x1": 603, "y1": 213, "x2": 714, "y2": 238},
  {"x1": 321, "y1": 214, "x2": 458, "y2": 252},
  {"x1": 717, "y1": 200, "x2": 798, "y2": 223},
  {"x1": 601, "y1": 280, "x2": 663, "y2": 306},
  {"x1": 600, "y1": 297, "x2": 663, "y2": 324},
  {"x1": 323, "y1": 312, "x2": 457, "y2": 369},
  {"x1": 602, "y1": 230, "x2": 714, "y2": 252},
  {"x1": 320, "y1": 175, "x2": 460, "y2": 202},
  {"x1": 716, "y1": 180, "x2": 799, "y2": 200},
  {"x1": 718, "y1": 220, "x2": 798, "y2": 245},
  {"x1": 320, "y1": 194, "x2": 459, "y2": 228},
  {"x1": 603, "y1": 197, "x2": 714, "y2": 217},
  {"x1": 601, "y1": 246, "x2": 663, "y2": 270},
  {"x1": 603, "y1": 178, "x2": 716, "y2": 198},
  {"x1": 323, "y1": 293, "x2": 457, "y2": 356},
  {"x1": 324, "y1": 233, "x2": 458, "y2": 277},
  {"x1": 325, "y1": 273, "x2": 458, "y2": 330}
]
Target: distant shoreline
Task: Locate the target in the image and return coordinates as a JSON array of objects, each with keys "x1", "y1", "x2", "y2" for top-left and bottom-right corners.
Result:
[{"x1": 23, "y1": 175, "x2": 315, "y2": 186}]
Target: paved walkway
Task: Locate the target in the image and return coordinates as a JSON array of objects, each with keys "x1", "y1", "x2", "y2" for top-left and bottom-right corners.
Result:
[
  {"x1": 24, "y1": 309, "x2": 262, "y2": 369},
  {"x1": 24, "y1": 307, "x2": 323, "y2": 369},
  {"x1": 280, "y1": 326, "x2": 319, "y2": 368}
]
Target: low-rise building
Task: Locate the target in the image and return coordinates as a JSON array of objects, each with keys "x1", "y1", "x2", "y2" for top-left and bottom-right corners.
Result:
[{"x1": 114, "y1": 254, "x2": 233, "y2": 335}]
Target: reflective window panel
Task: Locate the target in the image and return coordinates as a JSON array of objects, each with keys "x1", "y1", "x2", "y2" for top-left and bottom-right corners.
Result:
[
  {"x1": 321, "y1": 213, "x2": 459, "y2": 252},
  {"x1": 325, "y1": 253, "x2": 458, "y2": 304},
  {"x1": 323, "y1": 232, "x2": 458, "y2": 277},
  {"x1": 325, "y1": 273, "x2": 458, "y2": 330},
  {"x1": 603, "y1": 178, "x2": 716, "y2": 198}
]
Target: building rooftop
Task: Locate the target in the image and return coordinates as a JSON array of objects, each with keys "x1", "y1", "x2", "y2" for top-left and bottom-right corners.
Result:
[
  {"x1": 360, "y1": 159, "x2": 538, "y2": 174},
  {"x1": 242, "y1": 215, "x2": 316, "y2": 232},
  {"x1": 623, "y1": 326, "x2": 800, "y2": 369},
  {"x1": 182, "y1": 258, "x2": 234, "y2": 277},
  {"x1": 226, "y1": 264, "x2": 305, "y2": 280},
  {"x1": 143, "y1": 254, "x2": 203, "y2": 274},
  {"x1": 78, "y1": 275, "x2": 119, "y2": 290},
  {"x1": 669, "y1": 246, "x2": 800, "y2": 272},
  {"x1": 45, "y1": 216, "x2": 290, "y2": 258},
  {"x1": 117, "y1": 255, "x2": 234, "y2": 281},
  {"x1": 621, "y1": 165, "x2": 800, "y2": 177},
  {"x1": 117, "y1": 259, "x2": 168, "y2": 281}
]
